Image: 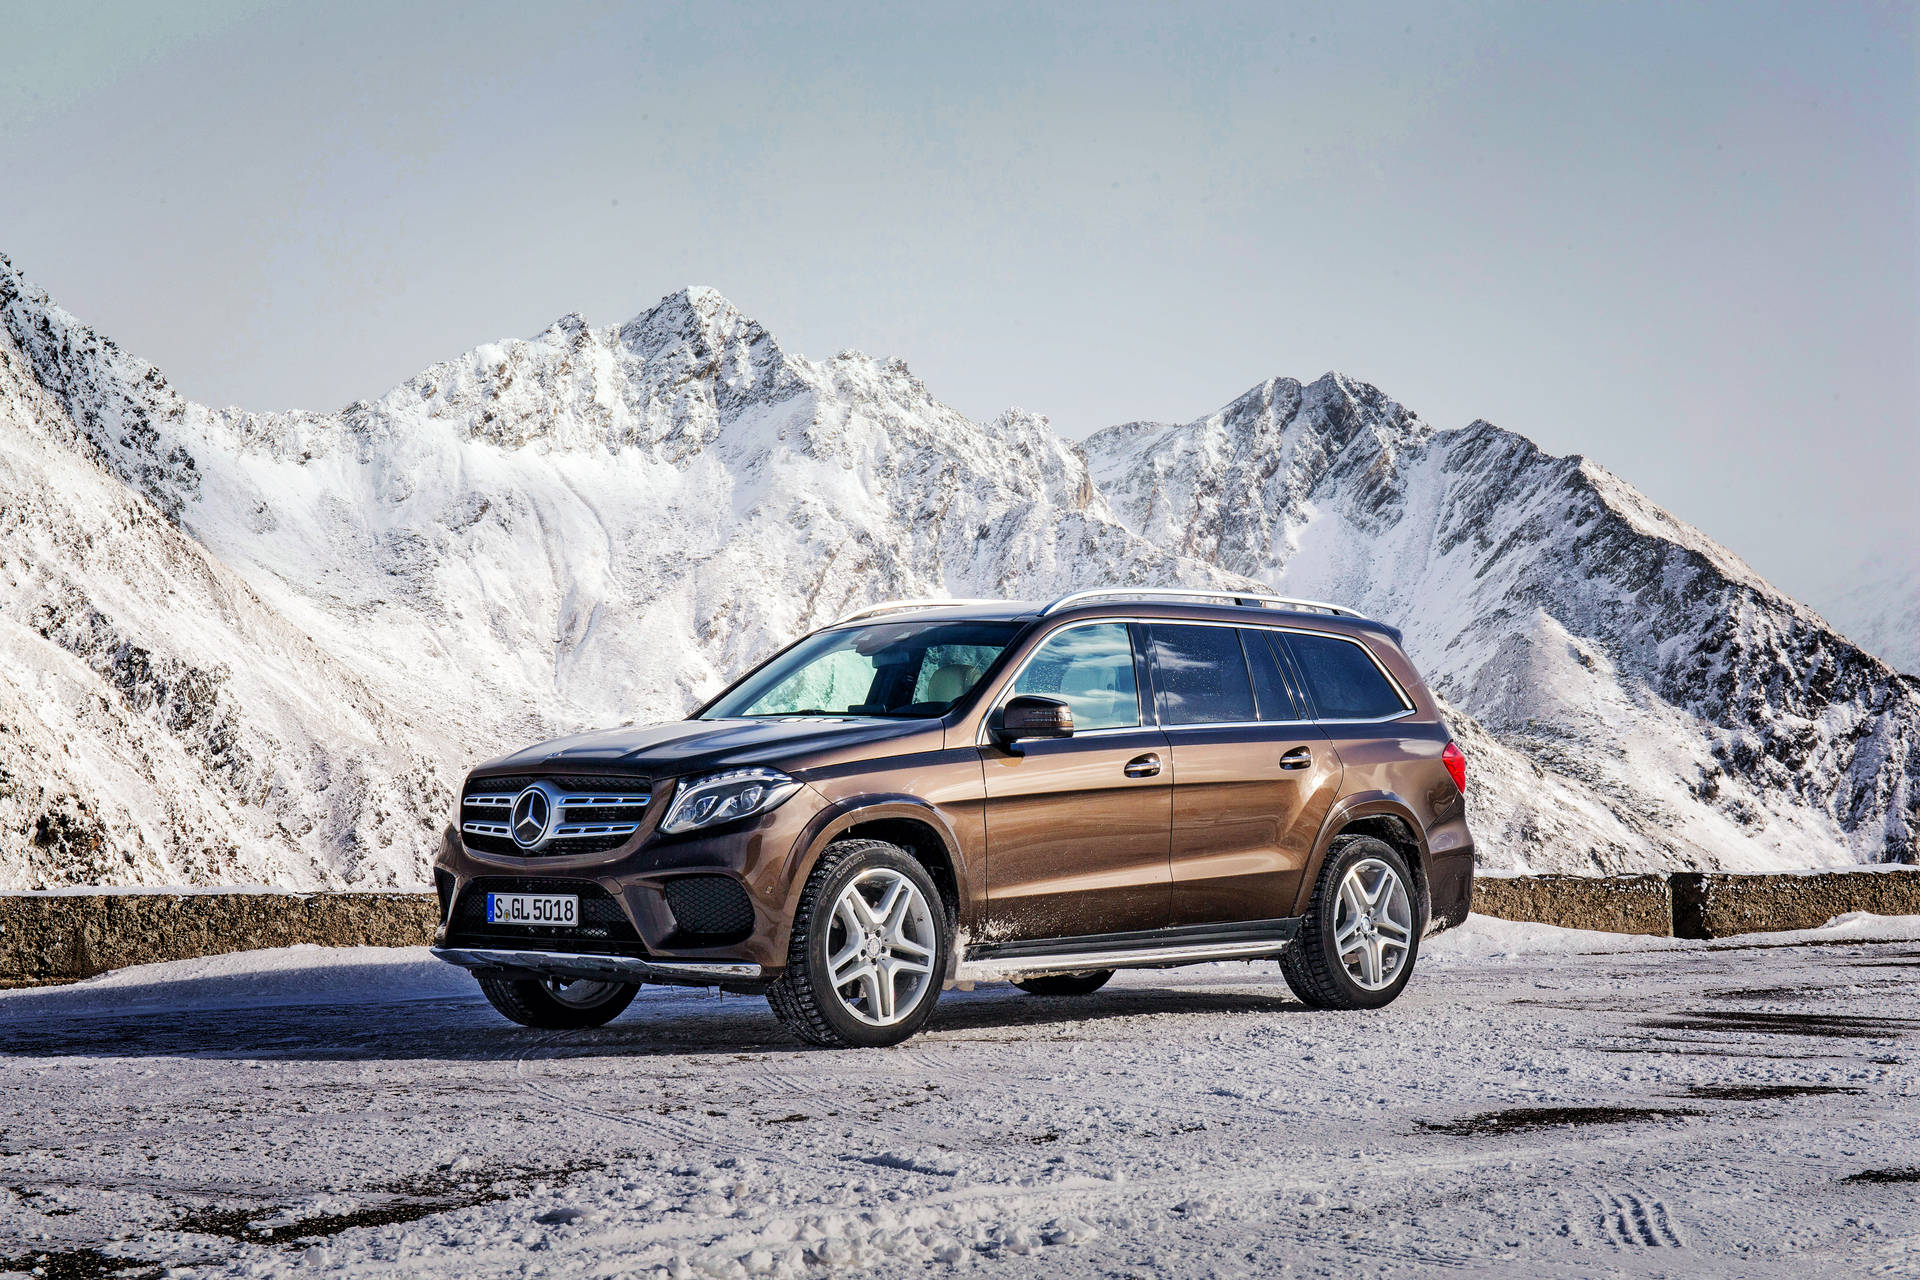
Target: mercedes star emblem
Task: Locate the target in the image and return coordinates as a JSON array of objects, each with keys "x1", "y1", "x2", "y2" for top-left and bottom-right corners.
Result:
[{"x1": 510, "y1": 784, "x2": 553, "y2": 849}]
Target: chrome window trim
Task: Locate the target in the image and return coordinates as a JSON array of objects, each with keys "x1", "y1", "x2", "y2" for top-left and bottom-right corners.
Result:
[
  {"x1": 975, "y1": 614, "x2": 1416, "y2": 741},
  {"x1": 1161, "y1": 719, "x2": 1315, "y2": 732}
]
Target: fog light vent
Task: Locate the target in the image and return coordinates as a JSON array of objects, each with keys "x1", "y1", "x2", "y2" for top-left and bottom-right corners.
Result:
[{"x1": 664, "y1": 875, "x2": 755, "y2": 939}]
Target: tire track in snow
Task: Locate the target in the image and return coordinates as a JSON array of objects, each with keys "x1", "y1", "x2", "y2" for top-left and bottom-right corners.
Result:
[{"x1": 1601, "y1": 1188, "x2": 1683, "y2": 1248}]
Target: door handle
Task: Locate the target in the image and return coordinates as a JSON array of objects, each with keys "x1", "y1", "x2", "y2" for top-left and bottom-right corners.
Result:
[
  {"x1": 1123, "y1": 752, "x2": 1161, "y2": 778},
  {"x1": 1279, "y1": 747, "x2": 1313, "y2": 771}
]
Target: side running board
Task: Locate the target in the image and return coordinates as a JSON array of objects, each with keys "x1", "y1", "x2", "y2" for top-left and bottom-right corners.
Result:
[{"x1": 957, "y1": 917, "x2": 1300, "y2": 981}]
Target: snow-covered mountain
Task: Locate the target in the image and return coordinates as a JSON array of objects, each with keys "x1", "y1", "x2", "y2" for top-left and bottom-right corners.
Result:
[
  {"x1": 1, "y1": 253, "x2": 1914, "y2": 888},
  {"x1": 1086, "y1": 379, "x2": 1918, "y2": 874},
  {"x1": 1810, "y1": 556, "x2": 1919, "y2": 677}
]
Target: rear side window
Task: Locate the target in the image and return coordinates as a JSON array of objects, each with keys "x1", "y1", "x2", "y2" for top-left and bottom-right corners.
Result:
[
  {"x1": 1150, "y1": 624, "x2": 1256, "y2": 724},
  {"x1": 1285, "y1": 633, "x2": 1410, "y2": 720},
  {"x1": 1239, "y1": 629, "x2": 1303, "y2": 720}
]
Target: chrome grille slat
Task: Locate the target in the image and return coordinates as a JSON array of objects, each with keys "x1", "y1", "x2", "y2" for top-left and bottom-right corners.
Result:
[{"x1": 460, "y1": 779, "x2": 652, "y2": 855}]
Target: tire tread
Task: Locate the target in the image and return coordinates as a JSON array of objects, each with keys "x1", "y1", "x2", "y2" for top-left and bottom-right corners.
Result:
[{"x1": 477, "y1": 975, "x2": 637, "y2": 1028}]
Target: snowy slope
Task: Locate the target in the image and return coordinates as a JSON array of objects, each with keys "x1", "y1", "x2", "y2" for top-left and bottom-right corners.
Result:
[
  {"x1": 1085, "y1": 376, "x2": 1920, "y2": 872},
  {"x1": 2, "y1": 252, "x2": 1914, "y2": 887},
  {"x1": 0, "y1": 292, "x2": 449, "y2": 889}
]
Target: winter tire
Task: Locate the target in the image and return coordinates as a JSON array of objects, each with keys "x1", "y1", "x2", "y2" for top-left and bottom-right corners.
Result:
[
  {"x1": 1014, "y1": 970, "x2": 1115, "y2": 997},
  {"x1": 477, "y1": 974, "x2": 639, "y2": 1029},
  {"x1": 1280, "y1": 835, "x2": 1422, "y2": 1010},
  {"x1": 767, "y1": 839, "x2": 949, "y2": 1048}
]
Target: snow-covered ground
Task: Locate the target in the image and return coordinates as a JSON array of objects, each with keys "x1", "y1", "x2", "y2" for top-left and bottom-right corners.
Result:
[{"x1": 2, "y1": 917, "x2": 1917, "y2": 1278}]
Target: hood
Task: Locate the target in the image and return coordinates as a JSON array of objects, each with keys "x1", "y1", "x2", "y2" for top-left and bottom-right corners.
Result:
[{"x1": 473, "y1": 715, "x2": 943, "y2": 780}]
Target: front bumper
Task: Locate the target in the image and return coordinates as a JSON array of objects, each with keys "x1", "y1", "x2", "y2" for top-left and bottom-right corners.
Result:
[
  {"x1": 431, "y1": 945, "x2": 765, "y2": 989},
  {"x1": 432, "y1": 781, "x2": 830, "y2": 969}
]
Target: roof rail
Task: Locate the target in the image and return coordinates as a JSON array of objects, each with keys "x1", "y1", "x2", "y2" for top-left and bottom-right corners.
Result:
[
  {"x1": 1040, "y1": 587, "x2": 1368, "y2": 619},
  {"x1": 830, "y1": 598, "x2": 1005, "y2": 626}
]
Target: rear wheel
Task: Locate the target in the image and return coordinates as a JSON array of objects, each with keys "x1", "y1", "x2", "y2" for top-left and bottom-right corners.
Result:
[
  {"x1": 767, "y1": 839, "x2": 949, "y2": 1048},
  {"x1": 477, "y1": 974, "x2": 639, "y2": 1029},
  {"x1": 1280, "y1": 835, "x2": 1422, "y2": 1010},
  {"x1": 1014, "y1": 970, "x2": 1114, "y2": 997}
]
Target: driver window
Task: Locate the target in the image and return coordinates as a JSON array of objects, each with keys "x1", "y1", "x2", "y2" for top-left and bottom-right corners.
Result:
[{"x1": 1010, "y1": 623, "x2": 1141, "y2": 731}]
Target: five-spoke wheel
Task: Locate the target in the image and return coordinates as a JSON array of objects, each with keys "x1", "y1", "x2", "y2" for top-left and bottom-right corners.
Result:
[
  {"x1": 824, "y1": 866, "x2": 940, "y2": 1026},
  {"x1": 1281, "y1": 835, "x2": 1424, "y2": 1009},
  {"x1": 768, "y1": 839, "x2": 951, "y2": 1047},
  {"x1": 1333, "y1": 857, "x2": 1415, "y2": 991}
]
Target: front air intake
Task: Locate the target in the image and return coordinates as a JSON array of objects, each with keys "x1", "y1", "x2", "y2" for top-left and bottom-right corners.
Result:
[{"x1": 664, "y1": 875, "x2": 756, "y2": 941}]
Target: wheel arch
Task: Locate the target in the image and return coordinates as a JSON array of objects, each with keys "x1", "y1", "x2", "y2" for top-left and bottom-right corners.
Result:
[
  {"x1": 1293, "y1": 795, "x2": 1432, "y2": 924},
  {"x1": 782, "y1": 796, "x2": 970, "y2": 936}
]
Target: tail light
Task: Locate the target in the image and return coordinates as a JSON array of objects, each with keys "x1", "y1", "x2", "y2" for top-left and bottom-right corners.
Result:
[{"x1": 1442, "y1": 741, "x2": 1467, "y2": 795}]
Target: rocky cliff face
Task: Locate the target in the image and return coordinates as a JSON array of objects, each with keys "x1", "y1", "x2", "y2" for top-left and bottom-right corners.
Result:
[{"x1": 2, "y1": 254, "x2": 1912, "y2": 887}]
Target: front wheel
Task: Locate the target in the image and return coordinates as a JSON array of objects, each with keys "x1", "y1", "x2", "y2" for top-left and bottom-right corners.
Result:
[
  {"x1": 767, "y1": 839, "x2": 949, "y2": 1048},
  {"x1": 1280, "y1": 835, "x2": 1422, "y2": 1010},
  {"x1": 477, "y1": 974, "x2": 639, "y2": 1028}
]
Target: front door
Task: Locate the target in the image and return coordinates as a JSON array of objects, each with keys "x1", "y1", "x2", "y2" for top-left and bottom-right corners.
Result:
[
  {"x1": 981, "y1": 621, "x2": 1172, "y2": 940},
  {"x1": 1147, "y1": 623, "x2": 1345, "y2": 926}
]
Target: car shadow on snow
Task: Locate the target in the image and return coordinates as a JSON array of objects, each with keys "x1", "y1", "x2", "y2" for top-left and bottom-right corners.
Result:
[
  {"x1": 0, "y1": 969, "x2": 1313, "y2": 1062},
  {"x1": 923, "y1": 982, "x2": 1310, "y2": 1037}
]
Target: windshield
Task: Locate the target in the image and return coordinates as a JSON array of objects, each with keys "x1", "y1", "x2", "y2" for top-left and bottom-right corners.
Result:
[{"x1": 701, "y1": 620, "x2": 1024, "y2": 720}]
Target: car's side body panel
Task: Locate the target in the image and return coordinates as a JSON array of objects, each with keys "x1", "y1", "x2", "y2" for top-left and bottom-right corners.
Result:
[{"x1": 977, "y1": 727, "x2": 1175, "y2": 939}]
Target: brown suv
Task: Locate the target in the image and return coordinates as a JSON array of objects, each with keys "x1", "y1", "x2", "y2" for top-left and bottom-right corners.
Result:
[{"x1": 431, "y1": 590, "x2": 1474, "y2": 1047}]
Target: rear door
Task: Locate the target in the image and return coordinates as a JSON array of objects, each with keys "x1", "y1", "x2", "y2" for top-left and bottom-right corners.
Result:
[
  {"x1": 1274, "y1": 627, "x2": 1419, "y2": 817},
  {"x1": 1149, "y1": 623, "x2": 1343, "y2": 927},
  {"x1": 981, "y1": 621, "x2": 1173, "y2": 940}
]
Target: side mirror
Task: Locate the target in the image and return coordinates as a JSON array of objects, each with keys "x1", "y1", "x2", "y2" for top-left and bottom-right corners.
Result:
[{"x1": 994, "y1": 695, "x2": 1075, "y2": 746}]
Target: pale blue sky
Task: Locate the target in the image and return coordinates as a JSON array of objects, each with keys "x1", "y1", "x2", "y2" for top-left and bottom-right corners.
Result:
[{"x1": 2, "y1": 1, "x2": 1913, "y2": 606}]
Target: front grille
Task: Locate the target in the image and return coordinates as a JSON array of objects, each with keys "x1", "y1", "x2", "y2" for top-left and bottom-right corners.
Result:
[
  {"x1": 664, "y1": 875, "x2": 756, "y2": 942},
  {"x1": 443, "y1": 876, "x2": 647, "y2": 956},
  {"x1": 461, "y1": 774, "x2": 652, "y2": 858}
]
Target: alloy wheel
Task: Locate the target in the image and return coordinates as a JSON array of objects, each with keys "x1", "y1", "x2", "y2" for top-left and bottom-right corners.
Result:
[
  {"x1": 1335, "y1": 857, "x2": 1413, "y2": 991},
  {"x1": 542, "y1": 977, "x2": 623, "y2": 1008},
  {"x1": 824, "y1": 867, "x2": 939, "y2": 1026}
]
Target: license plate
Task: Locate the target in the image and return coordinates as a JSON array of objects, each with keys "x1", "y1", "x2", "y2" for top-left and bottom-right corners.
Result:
[{"x1": 486, "y1": 893, "x2": 579, "y2": 927}]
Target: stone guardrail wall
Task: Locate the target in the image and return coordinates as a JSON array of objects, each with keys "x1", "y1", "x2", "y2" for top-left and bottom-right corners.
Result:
[
  {"x1": 2, "y1": 870, "x2": 1917, "y2": 986},
  {"x1": 1471, "y1": 869, "x2": 1920, "y2": 939},
  {"x1": 0, "y1": 892, "x2": 438, "y2": 988},
  {"x1": 1471, "y1": 873, "x2": 1675, "y2": 936}
]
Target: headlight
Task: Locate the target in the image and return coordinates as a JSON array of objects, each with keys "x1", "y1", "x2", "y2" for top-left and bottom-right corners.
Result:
[{"x1": 659, "y1": 767, "x2": 802, "y2": 834}]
